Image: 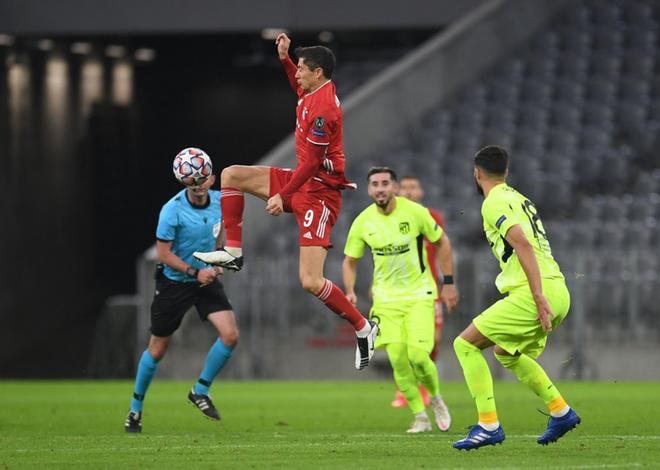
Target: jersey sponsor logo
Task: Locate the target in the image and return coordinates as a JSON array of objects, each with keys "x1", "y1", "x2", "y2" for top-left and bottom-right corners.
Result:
[
  {"x1": 314, "y1": 116, "x2": 325, "y2": 129},
  {"x1": 303, "y1": 231, "x2": 313, "y2": 239},
  {"x1": 311, "y1": 129, "x2": 327, "y2": 137},
  {"x1": 495, "y1": 215, "x2": 507, "y2": 229},
  {"x1": 399, "y1": 222, "x2": 410, "y2": 234},
  {"x1": 373, "y1": 243, "x2": 410, "y2": 256}
]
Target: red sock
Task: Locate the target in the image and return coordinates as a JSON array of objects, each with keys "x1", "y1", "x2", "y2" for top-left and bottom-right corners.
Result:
[
  {"x1": 316, "y1": 279, "x2": 367, "y2": 331},
  {"x1": 220, "y1": 187, "x2": 244, "y2": 248}
]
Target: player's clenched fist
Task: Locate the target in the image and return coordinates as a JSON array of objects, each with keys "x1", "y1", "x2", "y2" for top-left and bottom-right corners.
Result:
[
  {"x1": 440, "y1": 284, "x2": 459, "y2": 313},
  {"x1": 266, "y1": 193, "x2": 284, "y2": 216},
  {"x1": 275, "y1": 33, "x2": 291, "y2": 60}
]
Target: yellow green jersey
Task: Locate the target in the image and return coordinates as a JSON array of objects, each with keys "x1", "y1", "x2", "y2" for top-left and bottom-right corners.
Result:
[
  {"x1": 344, "y1": 196, "x2": 443, "y2": 303},
  {"x1": 481, "y1": 183, "x2": 564, "y2": 293}
]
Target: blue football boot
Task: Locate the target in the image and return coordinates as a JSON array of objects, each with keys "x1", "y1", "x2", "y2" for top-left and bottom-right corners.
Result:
[
  {"x1": 453, "y1": 424, "x2": 505, "y2": 450},
  {"x1": 537, "y1": 408, "x2": 581, "y2": 445}
]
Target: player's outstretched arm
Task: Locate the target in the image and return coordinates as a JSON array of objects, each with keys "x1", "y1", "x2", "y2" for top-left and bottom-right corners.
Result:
[
  {"x1": 504, "y1": 224, "x2": 554, "y2": 332},
  {"x1": 342, "y1": 256, "x2": 360, "y2": 305},
  {"x1": 434, "y1": 233, "x2": 458, "y2": 312}
]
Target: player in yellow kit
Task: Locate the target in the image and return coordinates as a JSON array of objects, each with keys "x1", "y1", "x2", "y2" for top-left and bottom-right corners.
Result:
[
  {"x1": 453, "y1": 145, "x2": 580, "y2": 451},
  {"x1": 342, "y1": 167, "x2": 459, "y2": 433}
]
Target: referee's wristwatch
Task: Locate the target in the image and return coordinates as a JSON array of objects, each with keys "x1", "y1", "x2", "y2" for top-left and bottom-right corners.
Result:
[
  {"x1": 443, "y1": 275, "x2": 454, "y2": 285},
  {"x1": 186, "y1": 266, "x2": 199, "y2": 279}
]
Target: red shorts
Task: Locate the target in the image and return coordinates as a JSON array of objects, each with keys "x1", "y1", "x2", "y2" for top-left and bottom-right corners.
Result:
[
  {"x1": 269, "y1": 167, "x2": 342, "y2": 248},
  {"x1": 434, "y1": 298, "x2": 444, "y2": 331}
]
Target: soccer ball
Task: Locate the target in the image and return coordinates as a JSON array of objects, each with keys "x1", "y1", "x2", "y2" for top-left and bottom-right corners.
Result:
[{"x1": 172, "y1": 147, "x2": 213, "y2": 186}]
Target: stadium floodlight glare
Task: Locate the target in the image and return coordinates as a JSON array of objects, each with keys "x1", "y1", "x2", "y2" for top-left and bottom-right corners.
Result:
[
  {"x1": 261, "y1": 28, "x2": 289, "y2": 40},
  {"x1": 0, "y1": 34, "x2": 14, "y2": 46},
  {"x1": 134, "y1": 48, "x2": 156, "y2": 62},
  {"x1": 37, "y1": 39, "x2": 54, "y2": 51},
  {"x1": 71, "y1": 42, "x2": 93, "y2": 55},
  {"x1": 105, "y1": 45, "x2": 126, "y2": 59}
]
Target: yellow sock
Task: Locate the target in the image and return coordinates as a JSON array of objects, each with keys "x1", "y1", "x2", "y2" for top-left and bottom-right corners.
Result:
[
  {"x1": 453, "y1": 337, "x2": 498, "y2": 426},
  {"x1": 495, "y1": 353, "x2": 569, "y2": 416}
]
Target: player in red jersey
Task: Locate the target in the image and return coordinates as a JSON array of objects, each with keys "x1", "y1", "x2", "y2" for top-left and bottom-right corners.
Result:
[
  {"x1": 391, "y1": 175, "x2": 451, "y2": 407},
  {"x1": 194, "y1": 34, "x2": 379, "y2": 370}
]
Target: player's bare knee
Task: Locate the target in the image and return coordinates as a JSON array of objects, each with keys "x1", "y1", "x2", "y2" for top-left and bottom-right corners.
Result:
[
  {"x1": 300, "y1": 275, "x2": 324, "y2": 295},
  {"x1": 221, "y1": 165, "x2": 240, "y2": 187},
  {"x1": 148, "y1": 343, "x2": 168, "y2": 361},
  {"x1": 221, "y1": 330, "x2": 240, "y2": 347}
]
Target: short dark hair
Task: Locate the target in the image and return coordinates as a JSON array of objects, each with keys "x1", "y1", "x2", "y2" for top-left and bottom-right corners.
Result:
[
  {"x1": 474, "y1": 145, "x2": 509, "y2": 176},
  {"x1": 399, "y1": 175, "x2": 420, "y2": 183},
  {"x1": 295, "y1": 46, "x2": 336, "y2": 79},
  {"x1": 367, "y1": 166, "x2": 398, "y2": 182}
]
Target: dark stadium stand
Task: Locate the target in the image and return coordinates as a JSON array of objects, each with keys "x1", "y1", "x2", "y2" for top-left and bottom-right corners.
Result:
[
  {"x1": 250, "y1": 0, "x2": 660, "y2": 344},
  {"x1": 337, "y1": 0, "x2": 660, "y2": 253}
]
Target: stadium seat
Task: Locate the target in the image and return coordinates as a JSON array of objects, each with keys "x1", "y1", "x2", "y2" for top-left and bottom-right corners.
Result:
[
  {"x1": 591, "y1": 51, "x2": 622, "y2": 77},
  {"x1": 557, "y1": 52, "x2": 589, "y2": 80},
  {"x1": 554, "y1": 78, "x2": 586, "y2": 104},
  {"x1": 585, "y1": 76, "x2": 618, "y2": 106},
  {"x1": 521, "y1": 78, "x2": 553, "y2": 107}
]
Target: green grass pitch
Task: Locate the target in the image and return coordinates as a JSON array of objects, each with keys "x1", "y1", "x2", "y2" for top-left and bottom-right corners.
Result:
[{"x1": 1, "y1": 380, "x2": 659, "y2": 468}]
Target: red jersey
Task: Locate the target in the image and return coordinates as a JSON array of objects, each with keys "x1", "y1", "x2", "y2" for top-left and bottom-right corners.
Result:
[
  {"x1": 425, "y1": 207, "x2": 446, "y2": 286},
  {"x1": 280, "y1": 56, "x2": 356, "y2": 194}
]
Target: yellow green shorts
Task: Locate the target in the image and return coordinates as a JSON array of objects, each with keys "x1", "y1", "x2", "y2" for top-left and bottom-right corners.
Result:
[
  {"x1": 473, "y1": 278, "x2": 570, "y2": 358},
  {"x1": 369, "y1": 298, "x2": 435, "y2": 354}
]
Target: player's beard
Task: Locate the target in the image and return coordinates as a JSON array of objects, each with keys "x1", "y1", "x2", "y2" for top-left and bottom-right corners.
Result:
[
  {"x1": 474, "y1": 176, "x2": 484, "y2": 196},
  {"x1": 374, "y1": 193, "x2": 393, "y2": 209}
]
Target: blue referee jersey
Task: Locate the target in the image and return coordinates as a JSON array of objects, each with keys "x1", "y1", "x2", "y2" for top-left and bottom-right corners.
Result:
[{"x1": 156, "y1": 188, "x2": 222, "y2": 282}]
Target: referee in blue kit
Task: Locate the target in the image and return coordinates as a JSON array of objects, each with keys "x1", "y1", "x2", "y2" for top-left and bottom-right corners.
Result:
[{"x1": 125, "y1": 155, "x2": 238, "y2": 433}]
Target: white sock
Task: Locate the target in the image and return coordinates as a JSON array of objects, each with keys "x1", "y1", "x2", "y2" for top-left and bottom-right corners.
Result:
[
  {"x1": 478, "y1": 421, "x2": 500, "y2": 431},
  {"x1": 356, "y1": 321, "x2": 371, "y2": 338},
  {"x1": 226, "y1": 247, "x2": 242, "y2": 257},
  {"x1": 551, "y1": 405, "x2": 570, "y2": 418},
  {"x1": 415, "y1": 411, "x2": 429, "y2": 420}
]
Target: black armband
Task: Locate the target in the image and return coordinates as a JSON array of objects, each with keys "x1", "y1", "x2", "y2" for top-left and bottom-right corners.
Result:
[{"x1": 443, "y1": 275, "x2": 454, "y2": 285}]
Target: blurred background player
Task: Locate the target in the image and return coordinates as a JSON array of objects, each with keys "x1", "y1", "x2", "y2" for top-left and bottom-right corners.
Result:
[
  {"x1": 391, "y1": 175, "x2": 448, "y2": 408},
  {"x1": 194, "y1": 33, "x2": 378, "y2": 370},
  {"x1": 453, "y1": 146, "x2": 580, "y2": 450},
  {"x1": 125, "y1": 158, "x2": 239, "y2": 433},
  {"x1": 342, "y1": 167, "x2": 459, "y2": 433}
]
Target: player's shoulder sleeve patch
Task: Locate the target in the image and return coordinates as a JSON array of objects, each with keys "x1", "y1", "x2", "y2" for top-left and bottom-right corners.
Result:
[{"x1": 306, "y1": 101, "x2": 332, "y2": 144}]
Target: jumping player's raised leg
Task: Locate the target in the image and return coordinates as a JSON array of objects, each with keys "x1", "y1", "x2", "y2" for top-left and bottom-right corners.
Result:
[
  {"x1": 219, "y1": 165, "x2": 271, "y2": 251},
  {"x1": 194, "y1": 165, "x2": 271, "y2": 270}
]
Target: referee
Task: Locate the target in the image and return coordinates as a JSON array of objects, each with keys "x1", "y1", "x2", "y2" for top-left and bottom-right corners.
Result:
[{"x1": 125, "y1": 153, "x2": 238, "y2": 433}]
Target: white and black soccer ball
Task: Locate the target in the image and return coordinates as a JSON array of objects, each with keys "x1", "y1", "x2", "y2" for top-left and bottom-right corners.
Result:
[{"x1": 172, "y1": 147, "x2": 213, "y2": 186}]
